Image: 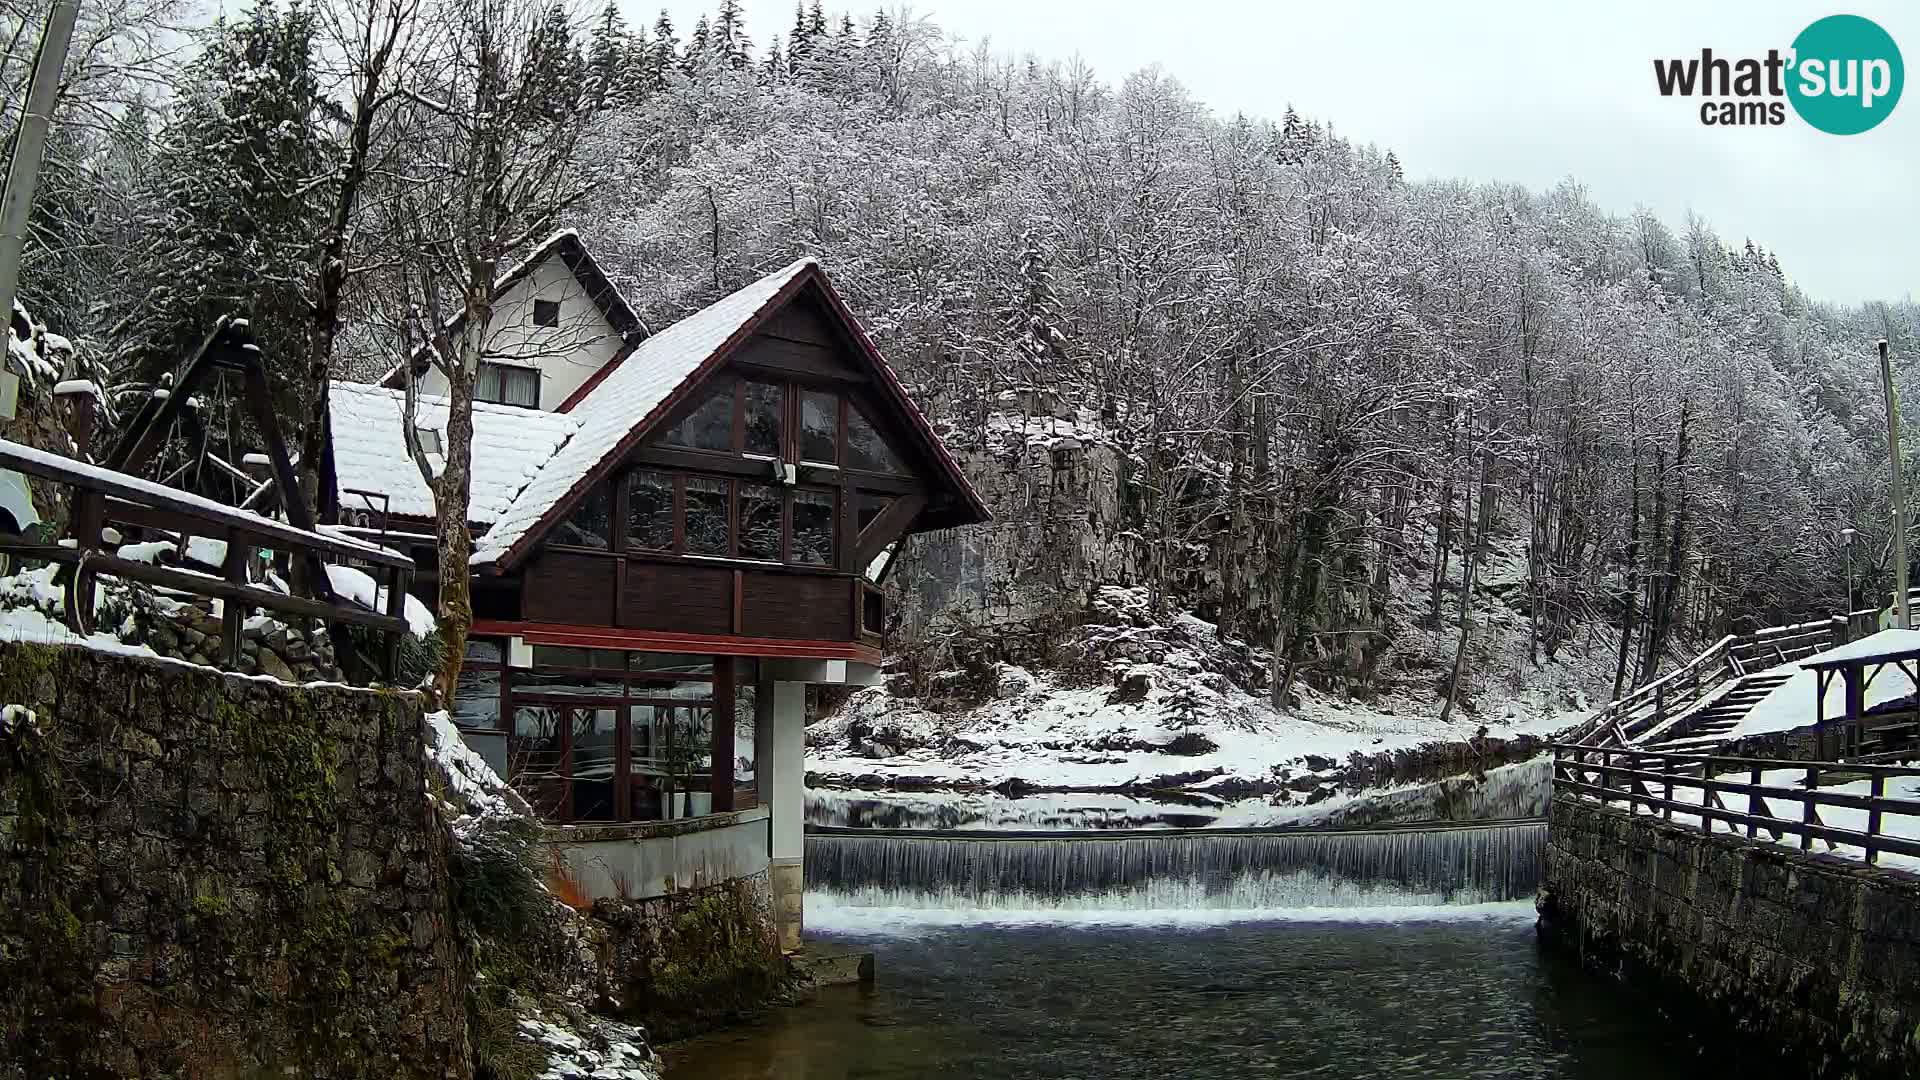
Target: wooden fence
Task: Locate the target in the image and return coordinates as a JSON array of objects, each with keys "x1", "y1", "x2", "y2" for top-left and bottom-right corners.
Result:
[
  {"x1": 1551, "y1": 743, "x2": 1920, "y2": 866},
  {"x1": 0, "y1": 437, "x2": 414, "y2": 680}
]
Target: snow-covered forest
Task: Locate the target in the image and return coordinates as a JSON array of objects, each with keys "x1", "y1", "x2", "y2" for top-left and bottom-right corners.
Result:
[{"x1": 10, "y1": 0, "x2": 1916, "y2": 713}]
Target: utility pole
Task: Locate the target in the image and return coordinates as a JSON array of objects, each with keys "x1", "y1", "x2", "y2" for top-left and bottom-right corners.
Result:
[
  {"x1": 0, "y1": 0, "x2": 82, "y2": 331},
  {"x1": 1881, "y1": 339, "x2": 1910, "y2": 630}
]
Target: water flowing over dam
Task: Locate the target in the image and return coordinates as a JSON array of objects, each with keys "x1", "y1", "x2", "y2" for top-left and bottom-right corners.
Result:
[{"x1": 806, "y1": 819, "x2": 1546, "y2": 910}]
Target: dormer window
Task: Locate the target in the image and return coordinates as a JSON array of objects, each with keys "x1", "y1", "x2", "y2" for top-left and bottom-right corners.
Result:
[
  {"x1": 532, "y1": 299, "x2": 561, "y2": 327},
  {"x1": 476, "y1": 361, "x2": 539, "y2": 408}
]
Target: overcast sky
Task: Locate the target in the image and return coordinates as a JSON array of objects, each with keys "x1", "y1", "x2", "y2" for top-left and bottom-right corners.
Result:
[{"x1": 642, "y1": 0, "x2": 1916, "y2": 308}]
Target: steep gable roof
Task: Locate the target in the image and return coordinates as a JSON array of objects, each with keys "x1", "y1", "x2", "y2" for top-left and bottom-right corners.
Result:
[
  {"x1": 471, "y1": 258, "x2": 990, "y2": 569},
  {"x1": 379, "y1": 229, "x2": 643, "y2": 388}
]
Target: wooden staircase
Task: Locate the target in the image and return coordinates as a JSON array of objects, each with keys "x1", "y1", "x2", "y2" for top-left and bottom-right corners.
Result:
[
  {"x1": 1569, "y1": 616, "x2": 1851, "y2": 751},
  {"x1": 1643, "y1": 669, "x2": 1797, "y2": 751}
]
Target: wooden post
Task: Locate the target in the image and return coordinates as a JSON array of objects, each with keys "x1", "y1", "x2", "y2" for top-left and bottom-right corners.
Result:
[
  {"x1": 1662, "y1": 755, "x2": 1675, "y2": 821},
  {"x1": 1747, "y1": 765, "x2": 1762, "y2": 838},
  {"x1": 710, "y1": 656, "x2": 735, "y2": 813},
  {"x1": 1867, "y1": 773, "x2": 1885, "y2": 866},
  {"x1": 381, "y1": 566, "x2": 408, "y2": 680},
  {"x1": 1802, "y1": 765, "x2": 1818, "y2": 851},
  {"x1": 56, "y1": 489, "x2": 106, "y2": 633},
  {"x1": 220, "y1": 537, "x2": 250, "y2": 668},
  {"x1": 1882, "y1": 340, "x2": 1910, "y2": 630}
]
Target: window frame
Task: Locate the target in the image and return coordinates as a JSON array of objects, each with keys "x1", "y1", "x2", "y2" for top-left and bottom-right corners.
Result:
[
  {"x1": 550, "y1": 469, "x2": 841, "y2": 570},
  {"x1": 475, "y1": 360, "x2": 541, "y2": 409},
  {"x1": 652, "y1": 377, "x2": 909, "y2": 481}
]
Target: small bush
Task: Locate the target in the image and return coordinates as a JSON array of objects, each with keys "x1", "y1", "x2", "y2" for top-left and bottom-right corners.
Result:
[
  {"x1": 1164, "y1": 731, "x2": 1219, "y2": 756},
  {"x1": 467, "y1": 988, "x2": 546, "y2": 1080}
]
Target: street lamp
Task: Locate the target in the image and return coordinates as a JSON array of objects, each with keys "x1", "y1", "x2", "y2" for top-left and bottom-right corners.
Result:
[{"x1": 1842, "y1": 527, "x2": 1858, "y2": 618}]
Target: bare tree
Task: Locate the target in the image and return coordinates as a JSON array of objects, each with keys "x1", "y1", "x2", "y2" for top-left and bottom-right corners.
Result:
[
  {"x1": 295, "y1": 0, "x2": 433, "y2": 509},
  {"x1": 385, "y1": 0, "x2": 599, "y2": 701}
]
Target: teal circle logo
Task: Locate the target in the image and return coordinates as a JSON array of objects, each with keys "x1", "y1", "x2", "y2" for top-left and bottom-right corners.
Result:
[{"x1": 1788, "y1": 14, "x2": 1903, "y2": 134}]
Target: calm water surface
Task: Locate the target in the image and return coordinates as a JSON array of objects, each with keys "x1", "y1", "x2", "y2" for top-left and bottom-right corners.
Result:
[{"x1": 665, "y1": 905, "x2": 1746, "y2": 1080}]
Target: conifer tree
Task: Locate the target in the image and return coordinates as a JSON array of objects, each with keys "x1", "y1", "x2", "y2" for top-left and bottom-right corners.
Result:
[
  {"x1": 686, "y1": 15, "x2": 710, "y2": 71},
  {"x1": 113, "y1": 4, "x2": 328, "y2": 413},
  {"x1": 763, "y1": 34, "x2": 784, "y2": 82},
  {"x1": 714, "y1": 0, "x2": 751, "y2": 69},
  {"x1": 651, "y1": 11, "x2": 680, "y2": 81},
  {"x1": 586, "y1": 0, "x2": 628, "y2": 106},
  {"x1": 788, "y1": 2, "x2": 811, "y2": 68},
  {"x1": 524, "y1": 4, "x2": 585, "y2": 119}
]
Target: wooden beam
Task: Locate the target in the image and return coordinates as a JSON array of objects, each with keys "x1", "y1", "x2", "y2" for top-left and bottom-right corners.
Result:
[
  {"x1": 473, "y1": 618, "x2": 882, "y2": 664},
  {"x1": 105, "y1": 319, "x2": 227, "y2": 474},
  {"x1": 96, "y1": 498, "x2": 407, "y2": 568},
  {"x1": 854, "y1": 492, "x2": 926, "y2": 568},
  {"x1": 0, "y1": 443, "x2": 408, "y2": 568},
  {"x1": 710, "y1": 656, "x2": 735, "y2": 812}
]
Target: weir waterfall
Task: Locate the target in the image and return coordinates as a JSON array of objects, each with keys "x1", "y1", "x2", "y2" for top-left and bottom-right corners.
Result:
[{"x1": 806, "y1": 819, "x2": 1547, "y2": 910}]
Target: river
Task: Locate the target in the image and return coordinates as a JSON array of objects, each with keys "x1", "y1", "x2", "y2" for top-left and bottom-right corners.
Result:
[{"x1": 664, "y1": 903, "x2": 1744, "y2": 1080}]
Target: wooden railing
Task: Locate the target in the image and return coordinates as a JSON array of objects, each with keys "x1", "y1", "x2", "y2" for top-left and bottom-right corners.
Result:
[
  {"x1": 1568, "y1": 615, "x2": 1855, "y2": 749},
  {"x1": 1552, "y1": 743, "x2": 1920, "y2": 866},
  {"x1": 0, "y1": 437, "x2": 414, "y2": 680},
  {"x1": 1567, "y1": 634, "x2": 1737, "y2": 748}
]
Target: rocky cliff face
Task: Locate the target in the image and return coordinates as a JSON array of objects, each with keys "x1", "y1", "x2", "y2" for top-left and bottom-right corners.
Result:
[{"x1": 897, "y1": 400, "x2": 1136, "y2": 646}]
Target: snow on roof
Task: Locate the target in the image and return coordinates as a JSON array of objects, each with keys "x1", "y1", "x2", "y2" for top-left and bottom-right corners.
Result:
[
  {"x1": 1801, "y1": 628, "x2": 1920, "y2": 668},
  {"x1": 328, "y1": 382, "x2": 580, "y2": 524},
  {"x1": 1711, "y1": 629, "x2": 1920, "y2": 741},
  {"x1": 471, "y1": 258, "x2": 817, "y2": 566}
]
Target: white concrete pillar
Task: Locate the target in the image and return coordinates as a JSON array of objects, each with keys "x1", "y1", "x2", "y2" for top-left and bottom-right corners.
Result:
[{"x1": 768, "y1": 679, "x2": 807, "y2": 950}]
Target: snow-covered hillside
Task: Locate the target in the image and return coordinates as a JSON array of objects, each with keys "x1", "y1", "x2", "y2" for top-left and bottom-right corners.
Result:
[{"x1": 810, "y1": 579, "x2": 1609, "y2": 800}]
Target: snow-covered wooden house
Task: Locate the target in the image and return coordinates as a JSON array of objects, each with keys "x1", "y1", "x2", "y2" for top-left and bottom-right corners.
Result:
[{"x1": 322, "y1": 232, "x2": 987, "y2": 948}]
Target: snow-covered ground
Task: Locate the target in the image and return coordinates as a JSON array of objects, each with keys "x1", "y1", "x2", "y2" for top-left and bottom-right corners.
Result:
[
  {"x1": 809, "y1": 657, "x2": 1572, "y2": 794},
  {"x1": 817, "y1": 558, "x2": 1613, "y2": 798}
]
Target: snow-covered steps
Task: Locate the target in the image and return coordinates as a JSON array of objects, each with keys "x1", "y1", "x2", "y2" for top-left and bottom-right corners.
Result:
[{"x1": 1642, "y1": 669, "x2": 1797, "y2": 750}]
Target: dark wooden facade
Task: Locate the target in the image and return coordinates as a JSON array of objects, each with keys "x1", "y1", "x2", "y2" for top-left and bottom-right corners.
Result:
[
  {"x1": 474, "y1": 291, "x2": 956, "y2": 661},
  {"x1": 346, "y1": 263, "x2": 988, "y2": 826}
]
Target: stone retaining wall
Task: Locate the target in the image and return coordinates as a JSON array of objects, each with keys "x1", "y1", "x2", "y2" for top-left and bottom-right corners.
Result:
[
  {"x1": 1541, "y1": 793, "x2": 1920, "y2": 1078},
  {"x1": 0, "y1": 640, "x2": 470, "y2": 1078}
]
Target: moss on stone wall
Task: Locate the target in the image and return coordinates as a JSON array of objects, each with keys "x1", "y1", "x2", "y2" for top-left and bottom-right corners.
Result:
[
  {"x1": 0, "y1": 641, "x2": 472, "y2": 1079},
  {"x1": 593, "y1": 875, "x2": 792, "y2": 1042}
]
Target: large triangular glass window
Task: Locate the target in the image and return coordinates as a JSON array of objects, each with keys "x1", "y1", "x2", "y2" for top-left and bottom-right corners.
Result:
[{"x1": 847, "y1": 406, "x2": 907, "y2": 474}]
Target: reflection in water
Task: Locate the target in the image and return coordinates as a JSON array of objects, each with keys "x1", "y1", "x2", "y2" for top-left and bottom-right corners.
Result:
[
  {"x1": 666, "y1": 907, "x2": 1748, "y2": 1080},
  {"x1": 805, "y1": 758, "x2": 1553, "y2": 832}
]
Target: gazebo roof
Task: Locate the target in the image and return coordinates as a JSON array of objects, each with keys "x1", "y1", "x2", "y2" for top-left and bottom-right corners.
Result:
[{"x1": 1802, "y1": 628, "x2": 1920, "y2": 672}]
